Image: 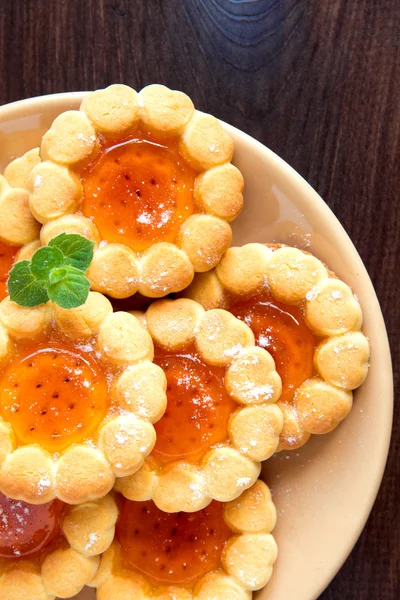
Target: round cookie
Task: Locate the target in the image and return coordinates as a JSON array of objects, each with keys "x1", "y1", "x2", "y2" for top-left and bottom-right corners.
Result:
[
  {"x1": 0, "y1": 294, "x2": 166, "y2": 504},
  {"x1": 0, "y1": 492, "x2": 117, "y2": 600},
  {"x1": 16, "y1": 84, "x2": 244, "y2": 299},
  {"x1": 113, "y1": 299, "x2": 282, "y2": 512},
  {"x1": 183, "y1": 243, "x2": 370, "y2": 451},
  {"x1": 92, "y1": 480, "x2": 277, "y2": 599}
]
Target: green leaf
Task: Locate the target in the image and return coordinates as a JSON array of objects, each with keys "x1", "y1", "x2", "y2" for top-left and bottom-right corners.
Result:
[
  {"x1": 8, "y1": 234, "x2": 95, "y2": 310},
  {"x1": 8, "y1": 261, "x2": 49, "y2": 307},
  {"x1": 46, "y1": 266, "x2": 90, "y2": 309},
  {"x1": 48, "y1": 233, "x2": 95, "y2": 271},
  {"x1": 31, "y1": 246, "x2": 64, "y2": 280}
]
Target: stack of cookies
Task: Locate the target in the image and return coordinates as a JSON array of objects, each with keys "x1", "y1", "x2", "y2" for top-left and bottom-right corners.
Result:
[{"x1": 0, "y1": 85, "x2": 370, "y2": 600}]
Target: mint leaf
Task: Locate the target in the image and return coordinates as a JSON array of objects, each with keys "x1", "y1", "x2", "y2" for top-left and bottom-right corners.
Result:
[
  {"x1": 48, "y1": 233, "x2": 95, "y2": 271},
  {"x1": 8, "y1": 233, "x2": 95, "y2": 309},
  {"x1": 8, "y1": 261, "x2": 49, "y2": 307},
  {"x1": 31, "y1": 246, "x2": 64, "y2": 279},
  {"x1": 46, "y1": 266, "x2": 90, "y2": 309}
]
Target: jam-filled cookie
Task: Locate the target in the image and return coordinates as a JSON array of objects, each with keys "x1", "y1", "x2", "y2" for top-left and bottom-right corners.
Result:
[
  {"x1": 0, "y1": 293, "x2": 168, "y2": 504},
  {"x1": 0, "y1": 491, "x2": 117, "y2": 600},
  {"x1": 23, "y1": 84, "x2": 243, "y2": 299},
  {"x1": 92, "y1": 480, "x2": 277, "y2": 599},
  {"x1": 0, "y1": 151, "x2": 42, "y2": 301},
  {"x1": 183, "y1": 244, "x2": 370, "y2": 451},
  {"x1": 114, "y1": 299, "x2": 282, "y2": 512}
]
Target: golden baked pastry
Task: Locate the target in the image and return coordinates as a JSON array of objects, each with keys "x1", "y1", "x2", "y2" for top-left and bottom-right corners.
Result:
[
  {"x1": 114, "y1": 298, "x2": 283, "y2": 512},
  {"x1": 0, "y1": 490, "x2": 117, "y2": 600},
  {"x1": 0, "y1": 293, "x2": 168, "y2": 504},
  {"x1": 23, "y1": 84, "x2": 243, "y2": 299},
  {"x1": 92, "y1": 480, "x2": 277, "y2": 599},
  {"x1": 0, "y1": 152, "x2": 41, "y2": 248},
  {"x1": 183, "y1": 244, "x2": 370, "y2": 451},
  {"x1": 0, "y1": 239, "x2": 19, "y2": 303},
  {"x1": 0, "y1": 151, "x2": 42, "y2": 302}
]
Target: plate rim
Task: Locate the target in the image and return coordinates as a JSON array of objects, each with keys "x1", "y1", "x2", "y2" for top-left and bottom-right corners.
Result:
[{"x1": 0, "y1": 91, "x2": 394, "y2": 600}]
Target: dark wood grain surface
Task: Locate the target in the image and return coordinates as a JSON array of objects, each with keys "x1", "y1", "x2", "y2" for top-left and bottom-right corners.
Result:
[{"x1": 0, "y1": 0, "x2": 398, "y2": 597}]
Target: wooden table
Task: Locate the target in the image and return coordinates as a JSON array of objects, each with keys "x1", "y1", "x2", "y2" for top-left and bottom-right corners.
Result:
[{"x1": 0, "y1": 1, "x2": 398, "y2": 597}]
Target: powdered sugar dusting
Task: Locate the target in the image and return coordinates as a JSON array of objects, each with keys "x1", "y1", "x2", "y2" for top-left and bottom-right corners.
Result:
[
  {"x1": 0, "y1": 499, "x2": 34, "y2": 557},
  {"x1": 331, "y1": 290, "x2": 343, "y2": 300},
  {"x1": 231, "y1": 379, "x2": 274, "y2": 401},
  {"x1": 85, "y1": 532, "x2": 100, "y2": 552},
  {"x1": 188, "y1": 480, "x2": 204, "y2": 500},
  {"x1": 237, "y1": 476, "x2": 251, "y2": 488},
  {"x1": 33, "y1": 174, "x2": 43, "y2": 187},
  {"x1": 223, "y1": 343, "x2": 245, "y2": 359},
  {"x1": 306, "y1": 286, "x2": 320, "y2": 301},
  {"x1": 37, "y1": 476, "x2": 51, "y2": 494},
  {"x1": 77, "y1": 132, "x2": 97, "y2": 144}
]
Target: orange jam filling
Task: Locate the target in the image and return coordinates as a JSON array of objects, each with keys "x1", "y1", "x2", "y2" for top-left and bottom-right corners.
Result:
[
  {"x1": 117, "y1": 499, "x2": 231, "y2": 586},
  {"x1": 0, "y1": 240, "x2": 19, "y2": 301},
  {"x1": 153, "y1": 349, "x2": 236, "y2": 463},
  {"x1": 0, "y1": 339, "x2": 109, "y2": 452},
  {"x1": 80, "y1": 133, "x2": 196, "y2": 252},
  {"x1": 230, "y1": 293, "x2": 318, "y2": 403},
  {"x1": 0, "y1": 492, "x2": 64, "y2": 559}
]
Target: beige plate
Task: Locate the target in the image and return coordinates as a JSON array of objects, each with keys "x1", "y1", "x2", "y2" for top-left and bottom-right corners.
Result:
[{"x1": 0, "y1": 94, "x2": 393, "y2": 600}]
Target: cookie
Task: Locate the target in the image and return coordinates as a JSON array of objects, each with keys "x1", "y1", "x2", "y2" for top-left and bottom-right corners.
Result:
[
  {"x1": 92, "y1": 480, "x2": 277, "y2": 599},
  {"x1": 0, "y1": 294, "x2": 167, "y2": 504},
  {"x1": 0, "y1": 491, "x2": 117, "y2": 599},
  {"x1": 183, "y1": 244, "x2": 370, "y2": 451},
  {"x1": 21, "y1": 84, "x2": 244, "y2": 299},
  {"x1": 114, "y1": 299, "x2": 282, "y2": 512}
]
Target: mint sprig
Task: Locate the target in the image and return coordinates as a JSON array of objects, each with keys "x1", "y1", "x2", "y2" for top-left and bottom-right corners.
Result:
[
  {"x1": 47, "y1": 266, "x2": 91, "y2": 308},
  {"x1": 48, "y1": 233, "x2": 94, "y2": 270},
  {"x1": 8, "y1": 261, "x2": 50, "y2": 307},
  {"x1": 8, "y1": 234, "x2": 94, "y2": 309}
]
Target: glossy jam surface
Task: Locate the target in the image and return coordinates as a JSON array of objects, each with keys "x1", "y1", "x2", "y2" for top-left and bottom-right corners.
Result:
[
  {"x1": 81, "y1": 133, "x2": 196, "y2": 252},
  {"x1": 0, "y1": 339, "x2": 109, "y2": 451},
  {"x1": 153, "y1": 349, "x2": 236, "y2": 463},
  {"x1": 117, "y1": 499, "x2": 231, "y2": 585},
  {"x1": 0, "y1": 240, "x2": 19, "y2": 301},
  {"x1": 231, "y1": 293, "x2": 318, "y2": 402},
  {"x1": 0, "y1": 492, "x2": 64, "y2": 559}
]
